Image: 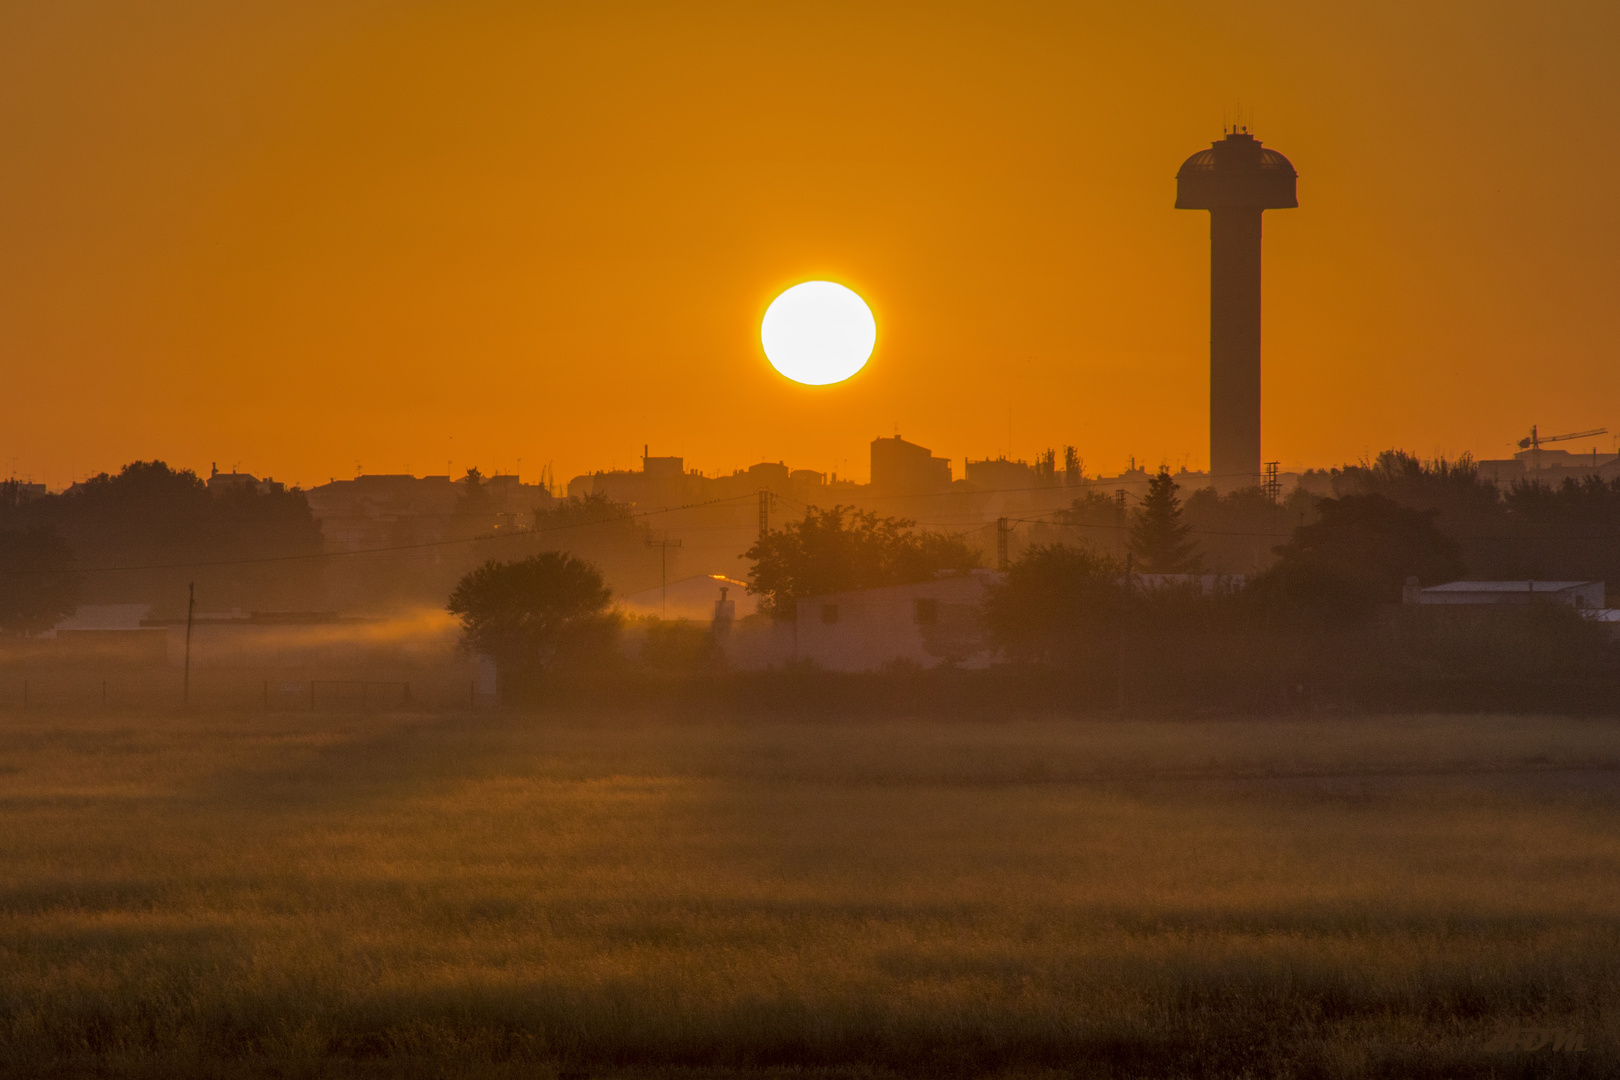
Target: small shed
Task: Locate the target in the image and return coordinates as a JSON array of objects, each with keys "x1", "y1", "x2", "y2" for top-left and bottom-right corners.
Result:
[
  {"x1": 789, "y1": 570, "x2": 1002, "y2": 672},
  {"x1": 1402, "y1": 580, "x2": 1605, "y2": 610}
]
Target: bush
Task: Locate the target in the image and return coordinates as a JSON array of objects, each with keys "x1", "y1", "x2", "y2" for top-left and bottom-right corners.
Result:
[
  {"x1": 1248, "y1": 493, "x2": 1462, "y2": 624},
  {"x1": 638, "y1": 619, "x2": 727, "y2": 674},
  {"x1": 0, "y1": 526, "x2": 78, "y2": 636},
  {"x1": 447, "y1": 552, "x2": 618, "y2": 700},
  {"x1": 983, "y1": 544, "x2": 1121, "y2": 675},
  {"x1": 744, "y1": 505, "x2": 981, "y2": 620}
]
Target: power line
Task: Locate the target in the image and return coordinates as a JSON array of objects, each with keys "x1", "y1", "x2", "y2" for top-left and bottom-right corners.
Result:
[
  {"x1": 835, "y1": 467, "x2": 1303, "y2": 505},
  {"x1": 1008, "y1": 514, "x2": 1620, "y2": 545},
  {"x1": 11, "y1": 483, "x2": 1619, "y2": 579},
  {"x1": 0, "y1": 492, "x2": 763, "y2": 577}
]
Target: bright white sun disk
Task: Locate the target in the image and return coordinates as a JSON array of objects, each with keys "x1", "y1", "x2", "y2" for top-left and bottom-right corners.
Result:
[{"x1": 760, "y1": 282, "x2": 875, "y2": 385}]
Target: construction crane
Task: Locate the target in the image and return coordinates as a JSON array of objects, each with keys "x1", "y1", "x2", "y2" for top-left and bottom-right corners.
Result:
[
  {"x1": 1517, "y1": 424, "x2": 1610, "y2": 475},
  {"x1": 1518, "y1": 424, "x2": 1607, "y2": 451}
]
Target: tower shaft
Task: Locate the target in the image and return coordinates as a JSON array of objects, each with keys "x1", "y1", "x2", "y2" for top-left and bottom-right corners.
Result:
[
  {"x1": 1209, "y1": 207, "x2": 1262, "y2": 485},
  {"x1": 1174, "y1": 130, "x2": 1296, "y2": 491}
]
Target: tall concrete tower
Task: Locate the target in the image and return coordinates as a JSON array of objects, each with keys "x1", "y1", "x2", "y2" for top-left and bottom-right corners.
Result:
[{"x1": 1176, "y1": 130, "x2": 1297, "y2": 487}]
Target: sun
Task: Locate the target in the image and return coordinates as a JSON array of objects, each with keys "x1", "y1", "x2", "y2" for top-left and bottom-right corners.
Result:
[{"x1": 760, "y1": 281, "x2": 876, "y2": 386}]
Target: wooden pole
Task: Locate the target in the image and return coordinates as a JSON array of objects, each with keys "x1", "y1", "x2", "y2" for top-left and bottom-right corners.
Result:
[
  {"x1": 1118, "y1": 553, "x2": 1132, "y2": 715},
  {"x1": 183, "y1": 582, "x2": 195, "y2": 709}
]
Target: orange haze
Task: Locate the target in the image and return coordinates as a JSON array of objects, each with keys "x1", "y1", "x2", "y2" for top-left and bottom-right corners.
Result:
[{"x1": 3, "y1": 1, "x2": 1618, "y2": 488}]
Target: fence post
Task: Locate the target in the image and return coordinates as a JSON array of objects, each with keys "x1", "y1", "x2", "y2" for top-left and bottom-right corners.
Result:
[
  {"x1": 310, "y1": 681, "x2": 316, "y2": 712},
  {"x1": 263, "y1": 680, "x2": 269, "y2": 711},
  {"x1": 470, "y1": 679, "x2": 476, "y2": 710},
  {"x1": 22, "y1": 678, "x2": 27, "y2": 713}
]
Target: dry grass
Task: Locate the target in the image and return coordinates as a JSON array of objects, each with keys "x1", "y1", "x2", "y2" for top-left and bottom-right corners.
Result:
[{"x1": 2, "y1": 707, "x2": 1618, "y2": 1077}]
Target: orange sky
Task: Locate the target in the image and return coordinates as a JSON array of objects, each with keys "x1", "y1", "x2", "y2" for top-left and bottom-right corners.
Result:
[{"x1": 3, "y1": 1, "x2": 1618, "y2": 489}]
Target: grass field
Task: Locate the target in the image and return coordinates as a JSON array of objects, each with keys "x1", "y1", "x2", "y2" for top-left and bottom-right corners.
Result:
[{"x1": 2, "y1": 705, "x2": 1617, "y2": 1078}]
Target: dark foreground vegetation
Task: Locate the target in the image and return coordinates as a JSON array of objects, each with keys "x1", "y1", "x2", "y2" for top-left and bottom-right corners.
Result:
[
  {"x1": 437, "y1": 463, "x2": 1620, "y2": 714},
  {"x1": 2, "y1": 708, "x2": 1616, "y2": 1079}
]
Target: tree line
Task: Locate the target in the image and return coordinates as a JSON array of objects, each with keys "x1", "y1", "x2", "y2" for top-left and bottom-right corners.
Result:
[
  {"x1": 12, "y1": 452, "x2": 1620, "y2": 710},
  {"x1": 446, "y1": 456, "x2": 1620, "y2": 705},
  {"x1": 0, "y1": 466, "x2": 670, "y2": 632},
  {"x1": 1, "y1": 463, "x2": 324, "y2": 629}
]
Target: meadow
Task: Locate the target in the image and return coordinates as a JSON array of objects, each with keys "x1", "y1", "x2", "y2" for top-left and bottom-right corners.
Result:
[{"x1": 1, "y1": 704, "x2": 1617, "y2": 1078}]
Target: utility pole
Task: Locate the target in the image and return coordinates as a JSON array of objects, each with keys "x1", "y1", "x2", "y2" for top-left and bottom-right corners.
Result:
[
  {"x1": 1118, "y1": 553, "x2": 1133, "y2": 714},
  {"x1": 758, "y1": 489, "x2": 770, "y2": 542},
  {"x1": 996, "y1": 517, "x2": 1011, "y2": 571},
  {"x1": 1262, "y1": 461, "x2": 1280, "y2": 503},
  {"x1": 645, "y1": 535, "x2": 684, "y2": 618},
  {"x1": 183, "y1": 582, "x2": 195, "y2": 709}
]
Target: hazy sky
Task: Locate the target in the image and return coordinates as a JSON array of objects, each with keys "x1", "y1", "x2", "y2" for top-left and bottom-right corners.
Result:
[{"x1": 3, "y1": 1, "x2": 1617, "y2": 488}]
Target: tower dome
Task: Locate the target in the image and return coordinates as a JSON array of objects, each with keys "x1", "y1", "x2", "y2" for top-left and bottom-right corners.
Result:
[{"x1": 1175, "y1": 131, "x2": 1297, "y2": 210}]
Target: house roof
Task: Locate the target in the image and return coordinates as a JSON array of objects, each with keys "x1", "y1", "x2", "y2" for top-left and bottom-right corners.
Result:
[
  {"x1": 1421, "y1": 581, "x2": 1598, "y2": 594},
  {"x1": 800, "y1": 570, "x2": 1004, "y2": 608}
]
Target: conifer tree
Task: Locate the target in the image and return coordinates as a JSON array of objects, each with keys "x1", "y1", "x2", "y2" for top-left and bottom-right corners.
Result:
[{"x1": 1127, "y1": 469, "x2": 1201, "y2": 573}]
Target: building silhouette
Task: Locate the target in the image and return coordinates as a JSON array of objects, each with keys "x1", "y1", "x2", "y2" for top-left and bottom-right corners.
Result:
[
  {"x1": 206, "y1": 464, "x2": 285, "y2": 495},
  {"x1": 870, "y1": 436, "x2": 951, "y2": 494},
  {"x1": 1176, "y1": 130, "x2": 1297, "y2": 487},
  {"x1": 965, "y1": 456, "x2": 1036, "y2": 492}
]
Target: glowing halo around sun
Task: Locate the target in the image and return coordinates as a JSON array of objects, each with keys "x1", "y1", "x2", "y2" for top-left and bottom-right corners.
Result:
[{"x1": 760, "y1": 281, "x2": 876, "y2": 385}]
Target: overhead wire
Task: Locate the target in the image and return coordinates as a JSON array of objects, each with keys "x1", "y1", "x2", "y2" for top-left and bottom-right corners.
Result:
[
  {"x1": 8, "y1": 481, "x2": 1616, "y2": 578},
  {"x1": 0, "y1": 491, "x2": 765, "y2": 577}
]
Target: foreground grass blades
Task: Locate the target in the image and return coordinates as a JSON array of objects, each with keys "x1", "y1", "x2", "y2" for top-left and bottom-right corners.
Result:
[{"x1": 1, "y1": 710, "x2": 1617, "y2": 1077}]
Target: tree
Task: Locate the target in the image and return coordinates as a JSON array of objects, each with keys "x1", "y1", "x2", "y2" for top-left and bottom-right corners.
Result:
[
  {"x1": 743, "y1": 505, "x2": 981, "y2": 619},
  {"x1": 448, "y1": 467, "x2": 497, "y2": 541},
  {"x1": 531, "y1": 492, "x2": 641, "y2": 532},
  {"x1": 982, "y1": 543, "x2": 1121, "y2": 669},
  {"x1": 1330, "y1": 450, "x2": 1501, "y2": 521},
  {"x1": 1179, "y1": 484, "x2": 1316, "y2": 575},
  {"x1": 447, "y1": 552, "x2": 617, "y2": 698},
  {"x1": 1127, "y1": 470, "x2": 1201, "y2": 573},
  {"x1": 0, "y1": 527, "x2": 79, "y2": 636},
  {"x1": 1036, "y1": 490, "x2": 1129, "y2": 558},
  {"x1": 638, "y1": 618, "x2": 727, "y2": 674},
  {"x1": 0, "y1": 460, "x2": 323, "y2": 614},
  {"x1": 479, "y1": 493, "x2": 665, "y2": 597},
  {"x1": 1248, "y1": 493, "x2": 1462, "y2": 623}
]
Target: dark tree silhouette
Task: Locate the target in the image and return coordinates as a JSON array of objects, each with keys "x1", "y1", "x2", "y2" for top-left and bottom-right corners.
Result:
[
  {"x1": 638, "y1": 619, "x2": 727, "y2": 673},
  {"x1": 1250, "y1": 493, "x2": 1463, "y2": 623},
  {"x1": 471, "y1": 493, "x2": 666, "y2": 598},
  {"x1": 531, "y1": 492, "x2": 640, "y2": 531},
  {"x1": 982, "y1": 543, "x2": 1121, "y2": 668},
  {"x1": 743, "y1": 505, "x2": 981, "y2": 620},
  {"x1": 0, "y1": 461, "x2": 322, "y2": 615},
  {"x1": 1127, "y1": 470, "x2": 1201, "y2": 573},
  {"x1": 447, "y1": 552, "x2": 617, "y2": 698},
  {"x1": 1329, "y1": 450, "x2": 1501, "y2": 522},
  {"x1": 447, "y1": 466, "x2": 498, "y2": 543},
  {"x1": 455, "y1": 467, "x2": 494, "y2": 517},
  {"x1": 0, "y1": 527, "x2": 79, "y2": 636}
]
